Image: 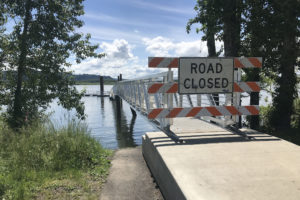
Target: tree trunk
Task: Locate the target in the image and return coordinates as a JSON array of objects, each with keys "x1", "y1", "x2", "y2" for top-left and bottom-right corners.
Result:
[
  {"x1": 223, "y1": 0, "x2": 241, "y2": 57},
  {"x1": 12, "y1": 0, "x2": 31, "y2": 128},
  {"x1": 247, "y1": 1, "x2": 264, "y2": 130},
  {"x1": 272, "y1": 0, "x2": 298, "y2": 130},
  {"x1": 222, "y1": 0, "x2": 242, "y2": 127},
  {"x1": 207, "y1": 32, "x2": 216, "y2": 57},
  {"x1": 206, "y1": 30, "x2": 219, "y2": 105}
]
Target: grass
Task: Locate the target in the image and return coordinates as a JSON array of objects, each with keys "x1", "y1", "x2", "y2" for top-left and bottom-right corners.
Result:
[{"x1": 0, "y1": 119, "x2": 113, "y2": 199}]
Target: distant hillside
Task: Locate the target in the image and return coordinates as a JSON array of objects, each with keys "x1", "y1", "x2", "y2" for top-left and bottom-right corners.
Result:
[
  {"x1": 1, "y1": 72, "x2": 116, "y2": 85},
  {"x1": 73, "y1": 74, "x2": 116, "y2": 85}
]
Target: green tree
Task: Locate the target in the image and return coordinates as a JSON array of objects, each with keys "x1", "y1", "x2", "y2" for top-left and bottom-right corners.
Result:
[
  {"x1": 0, "y1": 3, "x2": 7, "y2": 104},
  {"x1": 241, "y1": 0, "x2": 267, "y2": 130},
  {"x1": 222, "y1": 0, "x2": 242, "y2": 57},
  {"x1": 188, "y1": 0, "x2": 299, "y2": 131},
  {"x1": 187, "y1": 0, "x2": 242, "y2": 57},
  {"x1": 186, "y1": 0, "x2": 223, "y2": 105},
  {"x1": 0, "y1": 0, "x2": 104, "y2": 128},
  {"x1": 186, "y1": 0, "x2": 223, "y2": 57},
  {"x1": 187, "y1": 0, "x2": 242, "y2": 116},
  {"x1": 241, "y1": 0, "x2": 300, "y2": 131},
  {"x1": 268, "y1": 0, "x2": 299, "y2": 130}
]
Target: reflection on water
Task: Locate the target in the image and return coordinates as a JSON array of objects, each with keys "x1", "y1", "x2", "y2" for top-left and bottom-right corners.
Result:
[
  {"x1": 48, "y1": 85, "x2": 158, "y2": 149},
  {"x1": 111, "y1": 99, "x2": 136, "y2": 148},
  {"x1": 9, "y1": 84, "x2": 291, "y2": 149}
]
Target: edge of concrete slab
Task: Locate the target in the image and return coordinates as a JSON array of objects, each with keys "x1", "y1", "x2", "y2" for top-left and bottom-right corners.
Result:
[
  {"x1": 142, "y1": 134, "x2": 186, "y2": 200},
  {"x1": 142, "y1": 128, "x2": 300, "y2": 200}
]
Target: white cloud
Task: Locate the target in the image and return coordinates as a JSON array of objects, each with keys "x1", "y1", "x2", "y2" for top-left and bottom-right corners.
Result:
[
  {"x1": 101, "y1": 39, "x2": 135, "y2": 60},
  {"x1": 71, "y1": 39, "x2": 155, "y2": 79},
  {"x1": 174, "y1": 41, "x2": 206, "y2": 57},
  {"x1": 143, "y1": 36, "x2": 223, "y2": 57},
  {"x1": 71, "y1": 37, "x2": 224, "y2": 79},
  {"x1": 143, "y1": 36, "x2": 174, "y2": 56}
]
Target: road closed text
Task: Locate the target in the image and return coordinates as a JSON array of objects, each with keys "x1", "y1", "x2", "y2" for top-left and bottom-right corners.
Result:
[
  {"x1": 183, "y1": 77, "x2": 229, "y2": 89},
  {"x1": 183, "y1": 63, "x2": 229, "y2": 89},
  {"x1": 179, "y1": 58, "x2": 233, "y2": 94}
]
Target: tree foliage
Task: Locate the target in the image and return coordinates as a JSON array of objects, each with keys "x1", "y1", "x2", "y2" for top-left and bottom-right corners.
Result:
[
  {"x1": 188, "y1": 0, "x2": 300, "y2": 130},
  {"x1": 186, "y1": 0, "x2": 224, "y2": 106},
  {"x1": 0, "y1": 0, "x2": 104, "y2": 128},
  {"x1": 267, "y1": 0, "x2": 300, "y2": 129},
  {"x1": 0, "y1": 3, "x2": 7, "y2": 102},
  {"x1": 186, "y1": 0, "x2": 223, "y2": 57},
  {"x1": 243, "y1": 0, "x2": 299, "y2": 130},
  {"x1": 240, "y1": 0, "x2": 267, "y2": 129}
]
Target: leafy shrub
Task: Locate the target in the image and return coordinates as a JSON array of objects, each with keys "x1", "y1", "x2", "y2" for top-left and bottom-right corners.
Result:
[
  {"x1": 258, "y1": 105, "x2": 275, "y2": 132},
  {"x1": 0, "y1": 119, "x2": 112, "y2": 199},
  {"x1": 291, "y1": 98, "x2": 300, "y2": 129}
]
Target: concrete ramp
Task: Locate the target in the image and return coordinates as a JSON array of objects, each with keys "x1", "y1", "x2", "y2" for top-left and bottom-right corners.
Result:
[{"x1": 142, "y1": 119, "x2": 300, "y2": 200}]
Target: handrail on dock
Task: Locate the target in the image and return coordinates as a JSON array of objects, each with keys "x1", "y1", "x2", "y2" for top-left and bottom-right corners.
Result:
[{"x1": 111, "y1": 57, "x2": 262, "y2": 142}]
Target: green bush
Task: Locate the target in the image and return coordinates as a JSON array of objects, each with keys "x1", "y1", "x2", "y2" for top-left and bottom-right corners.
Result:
[
  {"x1": 291, "y1": 98, "x2": 300, "y2": 129},
  {"x1": 2, "y1": 120, "x2": 109, "y2": 171},
  {"x1": 251, "y1": 99, "x2": 300, "y2": 132},
  {"x1": 0, "y1": 119, "x2": 112, "y2": 199},
  {"x1": 259, "y1": 105, "x2": 275, "y2": 132}
]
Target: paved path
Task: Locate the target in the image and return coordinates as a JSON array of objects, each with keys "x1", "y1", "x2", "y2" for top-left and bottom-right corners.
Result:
[{"x1": 100, "y1": 147, "x2": 163, "y2": 200}]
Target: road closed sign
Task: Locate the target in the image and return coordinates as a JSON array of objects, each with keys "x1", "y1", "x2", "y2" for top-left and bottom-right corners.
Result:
[{"x1": 179, "y1": 58, "x2": 234, "y2": 94}]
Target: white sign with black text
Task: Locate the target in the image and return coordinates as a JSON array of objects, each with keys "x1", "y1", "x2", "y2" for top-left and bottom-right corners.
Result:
[{"x1": 179, "y1": 58, "x2": 234, "y2": 94}]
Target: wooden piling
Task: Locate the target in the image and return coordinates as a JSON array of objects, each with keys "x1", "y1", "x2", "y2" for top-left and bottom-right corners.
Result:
[{"x1": 100, "y1": 76, "x2": 104, "y2": 96}]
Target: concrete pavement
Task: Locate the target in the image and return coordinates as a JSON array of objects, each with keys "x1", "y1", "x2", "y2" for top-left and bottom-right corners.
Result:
[
  {"x1": 143, "y1": 118, "x2": 300, "y2": 200},
  {"x1": 100, "y1": 147, "x2": 163, "y2": 200}
]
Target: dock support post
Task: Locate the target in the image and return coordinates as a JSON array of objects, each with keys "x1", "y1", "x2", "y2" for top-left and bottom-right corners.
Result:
[
  {"x1": 100, "y1": 76, "x2": 104, "y2": 96},
  {"x1": 130, "y1": 107, "x2": 137, "y2": 117},
  {"x1": 115, "y1": 74, "x2": 122, "y2": 108}
]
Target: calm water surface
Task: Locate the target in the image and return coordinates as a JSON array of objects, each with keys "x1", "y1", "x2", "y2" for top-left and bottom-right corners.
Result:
[
  {"x1": 27, "y1": 84, "x2": 300, "y2": 149},
  {"x1": 48, "y1": 85, "x2": 158, "y2": 149}
]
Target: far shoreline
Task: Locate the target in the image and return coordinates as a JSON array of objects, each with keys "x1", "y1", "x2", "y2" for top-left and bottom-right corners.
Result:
[{"x1": 75, "y1": 82, "x2": 115, "y2": 85}]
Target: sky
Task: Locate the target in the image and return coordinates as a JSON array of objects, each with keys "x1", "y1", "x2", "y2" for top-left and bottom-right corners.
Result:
[{"x1": 72, "y1": 0, "x2": 223, "y2": 79}]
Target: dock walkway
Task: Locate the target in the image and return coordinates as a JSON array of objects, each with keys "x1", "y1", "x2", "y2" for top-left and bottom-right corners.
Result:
[{"x1": 143, "y1": 118, "x2": 300, "y2": 200}]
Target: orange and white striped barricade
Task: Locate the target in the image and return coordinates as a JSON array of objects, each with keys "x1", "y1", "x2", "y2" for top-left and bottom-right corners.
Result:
[{"x1": 147, "y1": 57, "x2": 262, "y2": 125}]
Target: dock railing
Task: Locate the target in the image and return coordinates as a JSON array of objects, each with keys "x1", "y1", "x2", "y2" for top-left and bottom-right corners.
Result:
[{"x1": 111, "y1": 57, "x2": 262, "y2": 141}]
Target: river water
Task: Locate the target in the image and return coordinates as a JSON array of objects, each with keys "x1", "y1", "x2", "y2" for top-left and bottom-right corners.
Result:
[
  {"x1": 48, "y1": 85, "x2": 276, "y2": 149},
  {"x1": 4, "y1": 84, "x2": 297, "y2": 149},
  {"x1": 48, "y1": 85, "x2": 158, "y2": 149}
]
